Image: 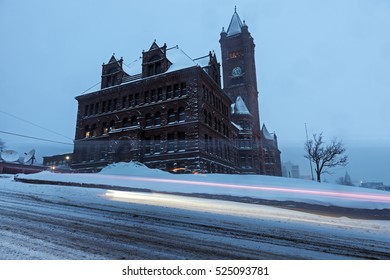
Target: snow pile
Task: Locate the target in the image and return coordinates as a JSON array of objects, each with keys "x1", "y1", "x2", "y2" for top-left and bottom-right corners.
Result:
[
  {"x1": 99, "y1": 161, "x2": 169, "y2": 176},
  {"x1": 16, "y1": 161, "x2": 390, "y2": 210}
]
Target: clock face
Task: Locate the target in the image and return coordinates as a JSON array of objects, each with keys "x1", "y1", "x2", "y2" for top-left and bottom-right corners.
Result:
[{"x1": 232, "y1": 66, "x2": 242, "y2": 77}]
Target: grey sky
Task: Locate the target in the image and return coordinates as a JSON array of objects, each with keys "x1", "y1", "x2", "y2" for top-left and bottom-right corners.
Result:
[{"x1": 1, "y1": 0, "x2": 389, "y2": 183}]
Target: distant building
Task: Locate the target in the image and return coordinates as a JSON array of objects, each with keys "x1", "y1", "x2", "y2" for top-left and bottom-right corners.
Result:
[
  {"x1": 282, "y1": 161, "x2": 300, "y2": 178},
  {"x1": 360, "y1": 182, "x2": 390, "y2": 191},
  {"x1": 43, "y1": 153, "x2": 73, "y2": 170},
  {"x1": 69, "y1": 9, "x2": 282, "y2": 175}
]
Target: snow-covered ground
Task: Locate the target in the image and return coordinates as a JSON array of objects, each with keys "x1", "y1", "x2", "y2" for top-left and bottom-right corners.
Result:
[
  {"x1": 1, "y1": 162, "x2": 390, "y2": 260},
  {"x1": 17, "y1": 161, "x2": 390, "y2": 210}
]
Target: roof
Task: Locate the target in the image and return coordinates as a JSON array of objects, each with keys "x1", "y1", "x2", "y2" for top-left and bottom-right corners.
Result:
[
  {"x1": 231, "y1": 96, "x2": 251, "y2": 115},
  {"x1": 79, "y1": 45, "x2": 212, "y2": 97},
  {"x1": 262, "y1": 124, "x2": 276, "y2": 141},
  {"x1": 227, "y1": 10, "x2": 243, "y2": 36}
]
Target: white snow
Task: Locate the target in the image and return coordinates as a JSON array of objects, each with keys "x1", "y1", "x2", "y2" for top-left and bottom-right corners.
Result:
[
  {"x1": 226, "y1": 11, "x2": 243, "y2": 36},
  {"x1": 232, "y1": 96, "x2": 251, "y2": 115},
  {"x1": 16, "y1": 161, "x2": 390, "y2": 210}
]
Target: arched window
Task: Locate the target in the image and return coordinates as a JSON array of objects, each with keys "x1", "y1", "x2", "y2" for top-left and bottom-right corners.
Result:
[
  {"x1": 84, "y1": 125, "x2": 90, "y2": 138},
  {"x1": 178, "y1": 107, "x2": 185, "y2": 122},
  {"x1": 130, "y1": 116, "x2": 138, "y2": 126},
  {"x1": 168, "y1": 109, "x2": 175, "y2": 123},
  {"x1": 145, "y1": 113, "x2": 152, "y2": 127},
  {"x1": 109, "y1": 120, "x2": 115, "y2": 131},
  {"x1": 101, "y1": 122, "x2": 108, "y2": 135},
  {"x1": 122, "y1": 117, "x2": 129, "y2": 128},
  {"x1": 154, "y1": 111, "x2": 161, "y2": 126},
  {"x1": 91, "y1": 124, "x2": 97, "y2": 137}
]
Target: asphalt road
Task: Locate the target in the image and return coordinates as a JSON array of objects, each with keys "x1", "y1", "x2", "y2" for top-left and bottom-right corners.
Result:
[{"x1": 1, "y1": 178, "x2": 390, "y2": 260}]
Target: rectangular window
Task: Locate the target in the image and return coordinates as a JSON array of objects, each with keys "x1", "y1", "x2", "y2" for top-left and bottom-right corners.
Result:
[
  {"x1": 128, "y1": 95, "x2": 133, "y2": 107},
  {"x1": 178, "y1": 132, "x2": 185, "y2": 151},
  {"x1": 157, "y1": 87, "x2": 163, "y2": 101},
  {"x1": 122, "y1": 96, "x2": 127, "y2": 109},
  {"x1": 173, "y1": 84, "x2": 179, "y2": 97},
  {"x1": 84, "y1": 105, "x2": 89, "y2": 116},
  {"x1": 167, "y1": 86, "x2": 172, "y2": 99},
  {"x1": 107, "y1": 100, "x2": 112, "y2": 111},
  {"x1": 145, "y1": 137, "x2": 151, "y2": 154},
  {"x1": 113, "y1": 99, "x2": 117, "y2": 111},
  {"x1": 89, "y1": 104, "x2": 94, "y2": 115},
  {"x1": 181, "y1": 82, "x2": 187, "y2": 96},
  {"x1": 102, "y1": 101, "x2": 106, "y2": 112},
  {"x1": 144, "y1": 91, "x2": 149, "y2": 104},
  {"x1": 95, "y1": 103, "x2": 99, "y2": 114},
  {"x1": 151, "y1": 89, "x2": 157, "y2": 102},
  {"x1": 135, "y1": 93, "x2": 139, "y2": 105},
  {"x1": 167, "y1": 133, "x2": 175, "y2": 152},
  {"x1": 154, "y1": 135, "x2": 161, "y2": 154}
]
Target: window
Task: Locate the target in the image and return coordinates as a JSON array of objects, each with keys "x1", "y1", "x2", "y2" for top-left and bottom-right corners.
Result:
[
  {"x1": 154, "y1": 111, "x2": 161, "y2": 126},
  {"x1": 95, "y1": 103, "x2": 99, "y2": 114},
  {"x1": 102, "y1": 122, "x2": 108, "y2": 135},
  {"x1": 134, "y1": 93, "x2": 139, "y2": 105},
  {"x1": 84, "y1": 125, "x2": 90, "y2": 138},
  {"x1": 178, "y1": 107, "x2": 185, "y2": 122},
  {"x1": 130, "y1": 116, "x2": 137, "y2": 126},
  {"x1": 84, "y1": 105, "x2": 89, "y2": 116},
  {"x1": 109, "y1": 120, "x2": 115, "y2": 131},
  {"x1": 205, "y1": 134, "x2": 209, "y2": 152},
  {"x1": 154, "y1": 135, "x2": 161, "y2": 154},
  {"x1": 145, "y1": 137, "x2": 151, "y2": 154},
  {"x1": 181, "y1": 82, "x2": 187, "y2": 96},
  {"x1": 167, "y1": 133, "x2": 175, "y2": 152},
  {"x1": 107, "y1": 100, "x2": 112, "y2": 111},
  {"x1": 89, "y1": 104, "x2": 94, "y2": 115},
  {"x1": 208, "y1": 113, "x2": 212, "y2": 127},
  {"x1": 151, "y1": 89, "x2": 157, "y2": 102},
  {"x1": 145, "y1": 113, "x2": 152, "y2": 127},
  {"x1": 168, "y1": 109, "x2": 175, "y2": 123},
  {"x1": 113, "y1": 99, "x2": 117, "y2": 111},
  {"x1": 122, "y1": 96, "x2": 127, "y2": 109},
  {"x1": 173, "y1": 84, "x2": 179, "y2": 97},
  {"x1": 157, "y1": 88, "x2": 163, "y2": 101},
  {"x1": 144, "y1": 91, "x2": 149, "y2": 104},
  {"x1": 91, "y1": 124, "x2": 97, "y2": 137},
  {"x1": 122, "y1": 117, "x2": 129, "y2": 127},
  {"x1": 102, "y1": 101, "x2": 106, "y2": 112},
  {"x1": 167, "y1": 86, "x2": 172, "y2": 99},
  {"x1": 204, "y1": 109, "x2": 208, "y2": 123},
  {"x1": 178, "y1": 132, "x2": 185, "y2": 151},
  {"x1": 128, "y1": 95, "x2": 133, "y2": 107}
]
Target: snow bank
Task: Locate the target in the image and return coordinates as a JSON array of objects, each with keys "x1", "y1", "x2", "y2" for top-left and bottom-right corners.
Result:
[{"x1": 16, "y1": 161, "x2": 390, "y2": 210}]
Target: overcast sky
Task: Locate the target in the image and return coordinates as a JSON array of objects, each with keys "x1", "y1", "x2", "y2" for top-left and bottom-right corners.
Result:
[{"x1": 1, "y1": 0, "x2": 389, "y2": 183}]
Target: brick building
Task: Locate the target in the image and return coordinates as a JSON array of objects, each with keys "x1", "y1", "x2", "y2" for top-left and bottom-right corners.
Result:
[{"x1": 71, "y1": 9, "x2": 282, "y2": 175}]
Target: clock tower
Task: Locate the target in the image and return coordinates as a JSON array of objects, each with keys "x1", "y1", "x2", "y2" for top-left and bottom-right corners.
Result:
[{"x1": 220, "y1": 8, "x2": 265, "y2": 174}]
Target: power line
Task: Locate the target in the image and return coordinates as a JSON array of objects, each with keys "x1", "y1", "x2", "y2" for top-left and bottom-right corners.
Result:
[
  {"x1": 0, "y1": 130, "x2": 73, "y2": 146},
  {"x1": 0, "y1": 110, "x2": 73, "y2": 141}
]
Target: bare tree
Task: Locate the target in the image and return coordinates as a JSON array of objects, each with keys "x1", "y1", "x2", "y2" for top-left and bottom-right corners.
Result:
[{"x1": 304, "y1": 133, "x2": 348, "y2": 183}]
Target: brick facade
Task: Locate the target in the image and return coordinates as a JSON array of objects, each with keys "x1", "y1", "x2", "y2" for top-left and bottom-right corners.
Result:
[{"x1": 71, "y1": 11, "x2": 282, "y2": 175}]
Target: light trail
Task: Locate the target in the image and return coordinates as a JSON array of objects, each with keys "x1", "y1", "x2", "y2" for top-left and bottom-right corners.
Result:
[{"x1": 81, "y1": 173, "x2": 390, "y2": 204}]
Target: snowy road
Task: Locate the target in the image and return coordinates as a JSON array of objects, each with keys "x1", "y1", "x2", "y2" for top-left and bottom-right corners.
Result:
[{"x1": 1, "y1": 176, "x2": 390, "y2": 260}]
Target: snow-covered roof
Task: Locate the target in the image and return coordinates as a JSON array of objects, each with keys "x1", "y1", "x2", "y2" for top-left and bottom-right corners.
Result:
[
  {"x1": 80, "y1": 45, "x2": 209, "y2": 96},
  {"x1": 262, "y1": 124, "x2": 275, "y2": 141},
  {"x1": 227, "y1": 11, "x2": 243, "y2": 36},
  {"x1": 231, "y1": 96, "x2": 251, "y2": 115},
  {"x1": 231, "y1": 121, "x2": 242, "y2": 131}
]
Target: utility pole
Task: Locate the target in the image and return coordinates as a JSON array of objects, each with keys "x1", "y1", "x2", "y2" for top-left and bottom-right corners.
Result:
[{"x1": 305, "y1": 123, "x2": 314, "y2": 181}]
